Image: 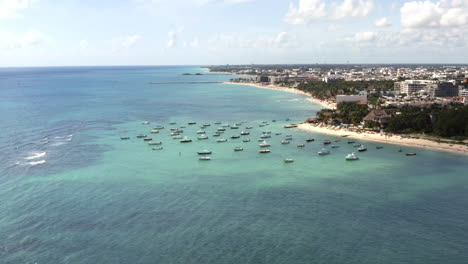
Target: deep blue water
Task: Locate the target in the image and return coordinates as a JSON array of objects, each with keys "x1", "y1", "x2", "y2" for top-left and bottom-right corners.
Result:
[{"x1": 0, "y1": 66, "x2": 467, "y2": 264}]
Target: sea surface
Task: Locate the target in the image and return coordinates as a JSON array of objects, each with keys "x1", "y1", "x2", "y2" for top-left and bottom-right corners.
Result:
[{"x1": 0, "y1": 66, "x2": 467, "y2": 264}]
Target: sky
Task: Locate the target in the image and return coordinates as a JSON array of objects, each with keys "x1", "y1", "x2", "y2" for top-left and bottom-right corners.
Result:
[{"x1": 0, "y1": 0, "x2": 468, "y2": 66}]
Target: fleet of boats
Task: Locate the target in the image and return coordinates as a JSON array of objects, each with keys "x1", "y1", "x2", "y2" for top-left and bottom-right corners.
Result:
[{"x1": 120, "y1": 119, "x2": 418, "y2": 162}]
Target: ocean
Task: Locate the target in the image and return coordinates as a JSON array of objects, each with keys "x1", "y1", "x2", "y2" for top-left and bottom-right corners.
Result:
[{"x1": 0, "y1": 66, "x2": 467, "y2": 264}]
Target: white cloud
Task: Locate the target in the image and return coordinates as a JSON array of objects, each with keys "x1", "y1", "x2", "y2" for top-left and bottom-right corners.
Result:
[
  {"x1": 375, "y1": 17, "x2": 392, "y2": 27},
  {"x1": 274, "y1": 32, "x2": 288, "y2": 45},
  {"x1": 0, "y1": 0, "x2": 36, "y2": 19},
  {"x1": 0, "y1": 28, "x2": 49, "y2": 49},
  {"x1": 189, "y1": 37, "x2": 199, "y2": 47},
  {"x1": 284, "y1": 0, "x2": 374, "y2": 24},
  {"x1": 121, "y1": 35, "x2": 141, "y2": 49},
  {"x1": 350, "y1": 31, "x2": 376, "y2": 42},
  {"x1": 79, "y1": 39, "x2": 89, "y2": 49},
  {"x1": 284, "y1": 0, "x2": 327, "y2": 24},
  {"x1": 167, "y1": 31, "x2": 177, "y2": 48},
  {"x1": 400, "y1": 1, "x2": 468, "y2": 28},
  {"x1": 332, "y1": 0, "x2": 374, "y2": 19},
  {"x1": 111, "y1": 35, "x2": 141, "y2": 53}
]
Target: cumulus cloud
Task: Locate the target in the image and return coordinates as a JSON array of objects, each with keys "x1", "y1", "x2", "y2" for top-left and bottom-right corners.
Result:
[
  {"x1": 400, "y1": 1, "x2": 468, "y2": 28},
  {"x1": 284, "y1": 0, "x2": 374, "y2": 24},
  {"x1": 0, "y1": 0, "x2": 36, "y2": 19},
  {"x1": 111, "y1": 35, "x2": 141, "y2": 53},
  {"x1": 284, "y1": 0, "x2": 327, "y2": 24},
  {"x1": 0, "y1": 28, "x2": 49, "y2": 49},
  {"x1": 79, "y1": 39, "x2": 89, "y2": 49},
  {"x1": 121, "y1": 35, "x2": 141, "y2": 49},
  {"x1": 350, "y1": 31, "x2": 376, "y2": 42},
  {"x1": 167, "y1": 31, "x2": 177, "y2": 48},
  {"x1": 375, "y1": 17, "x2": 392, "y2": 27},
  {"x1": 332, "y1": 0, "x2": 374, "y2": 20}
]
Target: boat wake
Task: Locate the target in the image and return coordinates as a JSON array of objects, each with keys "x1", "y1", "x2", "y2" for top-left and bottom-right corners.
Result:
[
  {"x1": 29, "y1": 160, "x2": 46, "y2": 166},
  {"x1": 25, "y1": 152, "x2": 46, "y2": 160}
]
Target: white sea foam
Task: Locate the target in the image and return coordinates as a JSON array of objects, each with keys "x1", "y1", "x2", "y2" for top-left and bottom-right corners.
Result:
[
  {"x1": 29, "y1": 160, "x2": 46, "y2": 166},
  {"x1": 25, "y1": 152, "x2": 46, "y2": 160}
]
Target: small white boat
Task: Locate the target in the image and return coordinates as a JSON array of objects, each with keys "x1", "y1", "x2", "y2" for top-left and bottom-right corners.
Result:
[
  {"x1": 260, "y1": 134, "x2": 271, "y2": 139},
  {"x1": 199, "y1": 156, "x2": 211, "y2": 160},
  {"x1": 148, "y1": 141, "x2": 162, "y2": 145},
  {"x1": 170, "y1": 132, "x2": 180, "y2": 136},
  {"x1": 259, "y1": 149, "x2": 271, "y2": 153},
  {"x1": 242, "y1": 139, "x2": 251, "y2": 142},
  {"x1": 173, "y1": 135, "x2": 183, "y2": 139},
  {"x1": 180, "y1": 137, "x2": 192, "y2": 143},
  {"x1": 217, "y1": 138, "x2": 227, "y2": 142},
  {"x1": 230, "y1": 125, "x2": 239, "y2": 129},
  {"x1": 196, "y1": 130, "x2": 206, "y2": 134},
  {"x1": 259, "y1": 141, "x2": 270, "y2": 147},
  {"x1": 202, "y1": 123, "x2": 211, "y2": 127},
  {"x1": 245, "y1": 126, "x2": 253, "y2": 129},
  {"x1": 214, "y1": 121, "x2": 222, "y2": 124},
  {"x1": 284, "y1": 124, "x2": 297, "y2": 128},
  {"x1": 142, "y1": 121, "x2": 150, "y2": 125},
  {"x1": 284, "y1": 158, "x2": 294, "y2": 163},
  {"x1": 217, "y1": 128, "x2": 226, "y2": 131},
  {"x1": 154, "y1": 126, "x2": 164, "y2": 129},
  {"x1": 240, "y1": 131, "x2": 250, "y2": 135},
  {"x1": 234, "y1": 147, "x2": 244, "y2": 151},
  {"x1": 281, "y1": 140, "x2": 290, "y2": 144},
  {"x1": 212, "y1": 133, "x2": 221, "y2": 137},
  {"x1": 152, "y1": 146, "x2": 163, "y2": 150},
  {"x1": 197, "y1": 134, "x2": 208, "y2": 140},
  {"x1": 318, "y1": 148, "x2": 330, "y2": 155},
  {"x1": 345, "y1": 152, "x2": 359, "y2": 160},
  {"x1": 150, "y1": 129, "x2": 159, "y2": 134},
  {"x1": 357, "y1": 145, "x2": 367, "y2": 152},
  {"x1": 297, "y1": 144, "x2": 305, "y2": 148},
  {"x1": 197, "y1": 150, "x2": 212, "y2": 155}
]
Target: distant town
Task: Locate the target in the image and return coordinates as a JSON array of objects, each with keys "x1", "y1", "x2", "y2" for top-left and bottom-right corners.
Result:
[{"x1": 208, "y1": 64, "x2": 468, "y2": 143}]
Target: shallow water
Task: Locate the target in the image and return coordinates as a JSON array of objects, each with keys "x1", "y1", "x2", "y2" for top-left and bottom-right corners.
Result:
[{"x1": 0, "y1": 66, "x2": 467, "y2": 264}]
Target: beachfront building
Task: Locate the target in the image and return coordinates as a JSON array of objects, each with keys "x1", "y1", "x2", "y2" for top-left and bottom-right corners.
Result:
[
  {"x1": 336, "y1": 95, "x2": 367, "y2": 105},
  {"x1": 395, "y1": 80, "x2": 459, "y2": 97},
  {"x1": 395, "y1": 80, "x2": 433, "y2": 95},
  {"x1": 363, "y1": 109, "x2": 392, "y2": 125}
]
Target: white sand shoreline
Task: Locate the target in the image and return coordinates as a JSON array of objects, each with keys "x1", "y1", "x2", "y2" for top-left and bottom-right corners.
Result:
[
  {"x1": 223, "y1": 82, "x2": 336, "y2": 109},
  {"x1": 298, "y1": 123, "x2": 468, "y2": 155},
  {"x1": 222, "y1": 80, "x2": 467, "y2": 155}
]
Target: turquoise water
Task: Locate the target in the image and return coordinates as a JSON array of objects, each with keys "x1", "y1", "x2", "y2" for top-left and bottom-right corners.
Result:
[{"x1": 0, "y1": 66, "x2": 467, "y2": 264}]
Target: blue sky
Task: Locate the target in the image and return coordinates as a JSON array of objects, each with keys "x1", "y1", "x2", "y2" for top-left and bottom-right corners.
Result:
[{"x1": 0, "y1": 0, "x2": 467, "y2": 66}]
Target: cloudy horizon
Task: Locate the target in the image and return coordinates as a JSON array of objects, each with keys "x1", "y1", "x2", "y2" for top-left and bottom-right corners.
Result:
[{"x1": 1, "y1": 0, "x2": 468, "y2": 67}]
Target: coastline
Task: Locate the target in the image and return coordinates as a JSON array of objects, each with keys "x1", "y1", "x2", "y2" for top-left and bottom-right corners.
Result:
[
  {"x1": 223, "y1": 81, "x2": 336, "y2": 109},
  {"x1": 298, "y1": 123, "x2": 468, "y2": 155}
]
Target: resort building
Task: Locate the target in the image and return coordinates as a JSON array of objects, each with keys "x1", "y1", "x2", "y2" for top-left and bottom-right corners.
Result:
[
  {"x1": 363, "y1": 109, "x2": 392, "y2": 125},
  {"x1": 336, "y1": 95, "x2": 368, "y2": 104},
  {"x1": 395, "y1": 80, "x2": 459, "y2": 97}
]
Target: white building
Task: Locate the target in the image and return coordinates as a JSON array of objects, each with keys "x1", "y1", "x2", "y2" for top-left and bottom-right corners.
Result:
[{"x1": 336, "y1": 95, "x2": 367, "y2": 104}]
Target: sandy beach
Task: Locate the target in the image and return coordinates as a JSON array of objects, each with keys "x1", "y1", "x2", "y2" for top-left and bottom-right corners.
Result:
[
  {"x1": 298, "y1": 123, "x2": 468, "y2": 155},
  {"x1": 224, "y1": 79, "x2": 467, "y2": 155},
  {"x1": 224, "y1": 82, "x2": 336, "y2": 109}
]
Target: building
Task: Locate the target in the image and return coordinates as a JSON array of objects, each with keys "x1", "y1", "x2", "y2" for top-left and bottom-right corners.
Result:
[
  {"x1": 395, "y1": 80, "x2": 459, "y2": 97},
  {"x1": 395, "y1": 80, "x2": 434, "y2": 95},
  {"x1": 336, "y1": 95, "x2": 367, "y2": 104},
  {"x1": 363, "y1": 109, "x2": 392, "y2": 124},
  {"x1": 426, "y1": 81, "x2": 459, "y2": 97}
]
